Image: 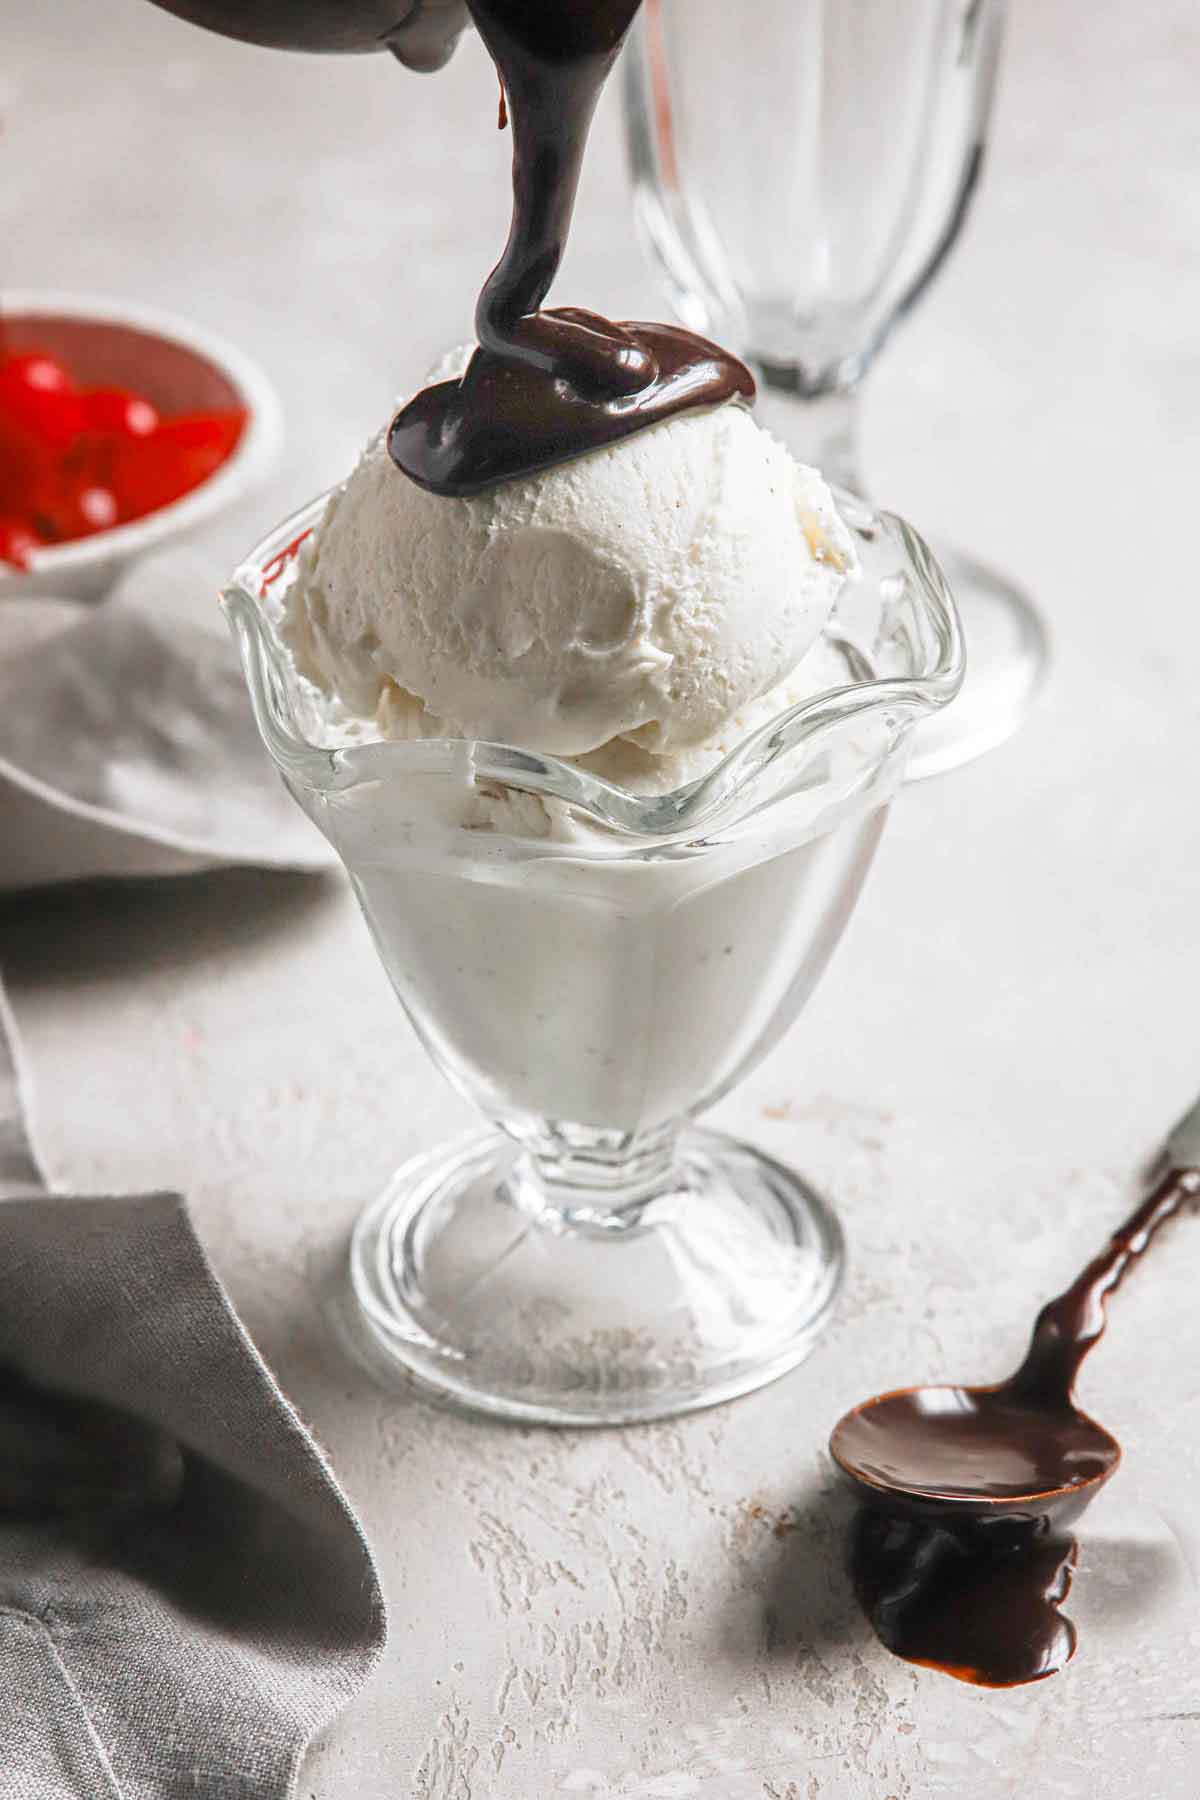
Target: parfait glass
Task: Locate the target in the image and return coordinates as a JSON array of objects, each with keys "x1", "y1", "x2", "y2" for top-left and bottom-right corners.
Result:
[
  {"x1": 223, "y1": 490, "x2": 962, "y2": 1426},
  {"x1": 623, "y1": 0, "x2": 1047, "y2": 779}
]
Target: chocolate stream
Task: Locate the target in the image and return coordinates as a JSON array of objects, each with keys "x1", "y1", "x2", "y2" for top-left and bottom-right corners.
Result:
[
  {"x1": 1007, "y1": 1167, "x2": 1200, "y2": 1408},
  {"x1": 387, "y1": 0, "x2": 755, "y2": 493},
  {"x1": 144, "y1": 0, "x2": 755, "y2": 492}
]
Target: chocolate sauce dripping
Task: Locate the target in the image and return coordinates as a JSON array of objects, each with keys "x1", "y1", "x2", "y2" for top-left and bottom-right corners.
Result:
[
  {"x1": 832, "y1": 1166, "x2": 1200, "y2": 1687},
  {"x1": 144, "y1": 0, "x2": 753, "y2": 493},
  {"x1": 1008, "y1": 1168, "x2": 1195, "y2": 1408},
  {"x1": 848, "y1": 1507, "x2": 1080, "y2": 1688},
  {"x1": 387, "y1": 0, "x2": 755, "y2": 495}
]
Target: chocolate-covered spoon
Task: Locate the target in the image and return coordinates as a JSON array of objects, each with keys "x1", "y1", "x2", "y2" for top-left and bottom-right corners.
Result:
[{"x1": 829, "y1": 1095, "x2": 1200, "y2": 1686}]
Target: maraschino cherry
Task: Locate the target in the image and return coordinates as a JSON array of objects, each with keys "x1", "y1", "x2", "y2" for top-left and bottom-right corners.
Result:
[{"x1": 0, "y1": 343, "x2": 246, "y2": 570}]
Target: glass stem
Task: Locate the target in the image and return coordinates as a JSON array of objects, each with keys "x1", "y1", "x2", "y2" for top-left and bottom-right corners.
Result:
[
  {"x1": 752, "y1": 368, "x2": 868, "y2": 500},
  {"x1": 504, "y1": 1121, "x2": 683, "y2": 1234}
]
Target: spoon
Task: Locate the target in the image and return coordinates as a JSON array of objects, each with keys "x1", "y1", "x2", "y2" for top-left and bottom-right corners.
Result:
[{"x1": 829, "y1": 1094, "x2": 1200, "y2": 1686}]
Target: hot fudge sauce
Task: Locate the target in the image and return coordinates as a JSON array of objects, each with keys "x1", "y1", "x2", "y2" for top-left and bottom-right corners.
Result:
[
  {"x1": 146, "y1": 0, "x2": 755, "y2": 494},
  {"x1": 388, "y1": 1, "x2": 755, "y2": 494},
  {"x1": 832, "y1": 1167, "x2": 1200, "y2": 1686}
]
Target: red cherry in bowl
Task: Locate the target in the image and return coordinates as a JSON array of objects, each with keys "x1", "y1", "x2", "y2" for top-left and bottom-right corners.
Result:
[
  {"x1": 0, "y1": 352, "x2": 82, "y2": 453},
  {"x1": 0, "y1": 307, "x2": 271, "y2": 581},
  {"x1": 80, "y1": 388, "x2": 160, "y2": 440},
  {"x1": 110, "y1": 408, "x2": 246, "y2": 522}
]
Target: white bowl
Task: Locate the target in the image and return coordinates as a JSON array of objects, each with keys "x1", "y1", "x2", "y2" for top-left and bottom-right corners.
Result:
[{"x1": 0, "y1": 291, "x2": 283, "y2": 603}]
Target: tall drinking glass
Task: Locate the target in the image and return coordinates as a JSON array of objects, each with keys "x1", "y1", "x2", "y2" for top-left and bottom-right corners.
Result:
[{"x1": 624, "y1": 0, "x2": 1047, "y2": 778}]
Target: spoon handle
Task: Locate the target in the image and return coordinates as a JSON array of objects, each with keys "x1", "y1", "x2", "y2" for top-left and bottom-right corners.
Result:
[{"x1": 1006, "y1": 1165, "x2": 1200, "y2": 1406}]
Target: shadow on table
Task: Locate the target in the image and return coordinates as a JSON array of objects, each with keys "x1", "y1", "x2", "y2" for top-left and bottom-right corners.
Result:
[
  {"x1": 0, "y1": 866, "x2": 339, "y2": 987},
  {"x1": 1075, "y1": 1525, "x2": 1194, "y2": 1626},
  {"x1": 716, "y1": 1467, "x2": 865, "y2": 1672}
]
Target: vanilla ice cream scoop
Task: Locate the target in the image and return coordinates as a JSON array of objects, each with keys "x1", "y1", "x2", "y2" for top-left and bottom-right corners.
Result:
[{"x1": 284, "y1": 395, "x2": 855, "y2": 759}]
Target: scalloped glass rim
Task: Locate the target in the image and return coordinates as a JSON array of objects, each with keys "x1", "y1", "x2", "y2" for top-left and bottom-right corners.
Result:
[{"x1": 221, "y1": 485, "x2": 963, "y2": 843}]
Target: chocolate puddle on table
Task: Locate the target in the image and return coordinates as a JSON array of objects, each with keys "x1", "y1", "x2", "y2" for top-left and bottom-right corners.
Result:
[{"x1": 832, "y1": 1168, "x2": 1199, "y2": 1686}]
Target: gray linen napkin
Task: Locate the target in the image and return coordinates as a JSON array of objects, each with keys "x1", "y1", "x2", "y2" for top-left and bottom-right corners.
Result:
[{"x1": 0, "y1": 980, "x2": 386, "y2": 1798}]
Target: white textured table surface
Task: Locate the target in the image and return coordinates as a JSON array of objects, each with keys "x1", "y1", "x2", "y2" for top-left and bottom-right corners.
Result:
[{"x1": 4, "y1": 3, "x2": 1200, "y2": 1795}]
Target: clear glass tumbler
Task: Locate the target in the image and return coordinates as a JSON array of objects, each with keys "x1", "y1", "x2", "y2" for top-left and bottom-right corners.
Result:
[
  {"x1": 223, "y1": 489, "x2": 962, "y2": 1425},
  {"x1": 624, "y1": 0, "x2": 1047, "y2": 779}
]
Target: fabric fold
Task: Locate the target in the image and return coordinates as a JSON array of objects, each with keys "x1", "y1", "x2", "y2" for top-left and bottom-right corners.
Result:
[{"x1": 0, "y1": 982, "x2": 385, "y2": 1798}]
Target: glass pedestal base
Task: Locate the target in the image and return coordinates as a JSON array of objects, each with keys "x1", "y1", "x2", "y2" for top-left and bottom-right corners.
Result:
[
  {"x1": 906, "y1": 548, "x2": 1049, "y2": 782},
  {"x1": 348, "y1": 1127, "x2": 844, "y2": 1426}
]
